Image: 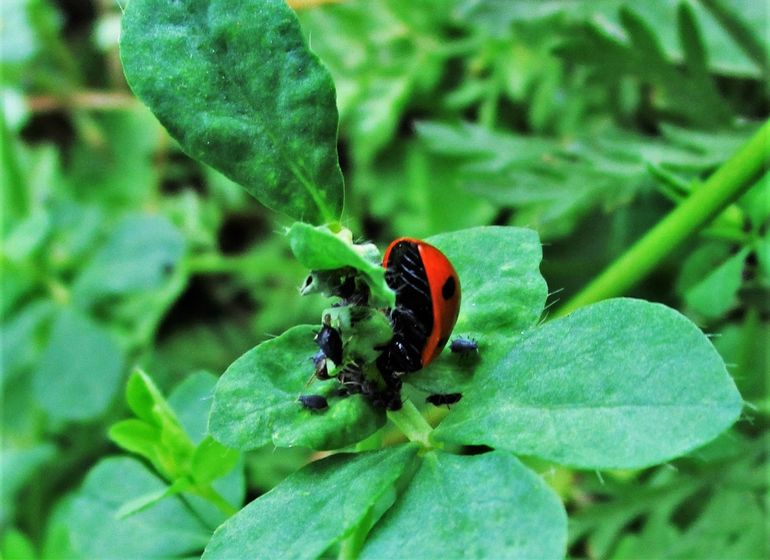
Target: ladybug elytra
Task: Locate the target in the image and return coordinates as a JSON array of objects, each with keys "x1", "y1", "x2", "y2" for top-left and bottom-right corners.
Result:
[{"x1": 377, "y1": 238, "x2": 461, "y2": 375}]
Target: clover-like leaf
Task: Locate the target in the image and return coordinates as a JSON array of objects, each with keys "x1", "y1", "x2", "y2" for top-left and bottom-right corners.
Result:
[
  {"x1": 72, "y1": 214, "x2": 185, "y2": 305},
  {"x1": 360, "y1": 451, "x2": 566, "y2": 560},
  {"x1": 209, "y1": 325, "x2": 386, "y2": 451},
  {"x1": 67, "y1": 457, "x2": 211, "y2": 559},
  {"x1": 407, "y1": 226, "x2": 547, "y2": 394},
  {"x1": 434, "y1": 298, "x2": 743, "y2": 469},
  {"x1": 33, "y1": 308, "x2": 125, "y2": 422},
  {"x1": 202, "y1": 445, "x2": 419, "y2": 559},
  {"x1": 120, "y1": 0, "x2": 344, "y2": 224},
  {"x1": 288, "y1": 222, "x2": 394, "y2": 306}
]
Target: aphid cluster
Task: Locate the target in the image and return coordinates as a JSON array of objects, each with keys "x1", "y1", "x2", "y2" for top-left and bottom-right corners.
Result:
[{"x1": 299, "y1": 238, "x2": 473, "y2": 413}]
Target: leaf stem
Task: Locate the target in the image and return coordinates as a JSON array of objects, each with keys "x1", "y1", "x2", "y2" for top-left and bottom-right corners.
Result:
[
  {"x1": 556, "y1": 120, "x2": 770, "y2": 317},
  {"x1": 387, "y1": 400, "x2": 433, "y2": 449},
  {"x1": 195, "y1": 485, "x2": 238, "y2": 517}
]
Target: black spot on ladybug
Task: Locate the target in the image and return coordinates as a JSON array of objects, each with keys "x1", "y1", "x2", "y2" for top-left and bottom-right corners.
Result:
[
  {"x1": 426, "y1": 393, "x2": 462, "y2": 407},
  {"x1": 450, "y1": 337, "x2": 479, "y2": 355},
  {"x1": 314, "y1": 324, "x2": 343, "y2": 365},
  {"x1": 442, "y1": 276, "x2": 456, "y2": 300},
  {"x1": 298, "y1": 394, "x2": 328, "y2": 411}
]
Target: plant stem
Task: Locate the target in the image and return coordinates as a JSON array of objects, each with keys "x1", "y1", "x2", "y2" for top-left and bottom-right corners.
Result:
[
  {"x1": 387, "y1": 400, "x2": 433, "y2": 449},
  {"x1": 556, "y1": 120, "x2": 770, "y2": 317},
  {"x1": 196, "y1": 485, "x2": 238, "y2": 517}
]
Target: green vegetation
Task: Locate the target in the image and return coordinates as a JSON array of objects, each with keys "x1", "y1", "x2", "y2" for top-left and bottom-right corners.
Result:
[{"x1": 2, "y1": 0, "x2": 767, "y2": 558}]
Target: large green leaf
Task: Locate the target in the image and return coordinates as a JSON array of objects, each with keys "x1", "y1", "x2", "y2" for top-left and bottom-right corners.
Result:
[
  {"x1": 209, "y1": 325, "x2": 385, "y2": 451},
  {"x1": 202, "y1": 444, "x2": 419, "y2": 559},
  {"x1": 120, "y1": 0, "x2": 344, "y2": 224},
  {"x1": 72, "y1": 214, "x2": 185, "y2": 305},
  {"x1": 33, "y1": 308, "x2": 125, "y2": 422},
  {"x1": 407, "y1": 226, "x2": 547, "y2": 394},
  {"x1": 360, "y1": 451, "x2": 566, "y2": 559},
  {"x1": 434, "y1": 298, "x2": 743, "y2": 469},
  {"x1": 67, "y1": 457, "x2": 211, "y2": 559}
]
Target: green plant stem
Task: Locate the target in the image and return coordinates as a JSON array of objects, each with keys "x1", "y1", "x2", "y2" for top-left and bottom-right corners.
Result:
[
  {"x1": 195, "y1": 485, "x2": 238, "y2": 517},
  {"x1": 387, "y1": 401, "x2": 433, "y2": 448},
  {"x1": 556, "y1": 120, "x2": 770, "y2": 317}
]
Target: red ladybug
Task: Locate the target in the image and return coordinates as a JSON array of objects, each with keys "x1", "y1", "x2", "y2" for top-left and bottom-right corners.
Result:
[{"x1": 377, "y1": 238, "x2": 461, "y2": 375}]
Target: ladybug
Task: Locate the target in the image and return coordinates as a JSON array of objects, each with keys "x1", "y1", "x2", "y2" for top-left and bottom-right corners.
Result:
[
  {"x1": 298, "y1": 394, "x2": 328, "y2": 411},
  {"x1": 450, "y1": 337, "x2": 478, "y2": 356},
  {"x1": 377, "y1": 238, "x2": 461, "y2": 375}
]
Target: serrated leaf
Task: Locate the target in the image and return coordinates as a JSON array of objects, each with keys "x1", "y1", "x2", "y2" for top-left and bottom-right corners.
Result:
[
  {"x1": 288, "y1": 222, "x2": 394, "y2": 306},
  {"x1": 360, "y1": 451, "x2": 566, "y2": 560},
  {"x1": 67, "y1": 457, "x2": 211, "y2": 559},
  {"x1": 202, "y1": 445, "x2": 419, "y2": 559},
  {"x1": 434, "y1": 298, "x2": 743, "y2": 469},
  {"x1": 209, "y1": 325, "x2": 386, "y2": 451},
  {"x1": 120, "y1": 0, "x2": 344, "y2": 224},
  {"x1": 33, "y1": 308, "x2": 125, "y2": 422},
  {"x1": 406, "y1": 226, "x2": 547, "y2": 394}
]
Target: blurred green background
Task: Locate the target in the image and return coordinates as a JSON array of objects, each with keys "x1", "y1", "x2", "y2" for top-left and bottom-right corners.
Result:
[{"x1": 2, "y1": 0, "x2": 768, "y2": 558}]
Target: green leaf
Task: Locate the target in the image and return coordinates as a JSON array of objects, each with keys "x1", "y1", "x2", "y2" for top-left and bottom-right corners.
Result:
[
  {"x1": 120, "y1": 0, "x2": 344, "y2": 224},
  {"x1": 115, "y1": 477, "x2": 192, "y2": 519},
  {"x1": 108, "y1": 418, "x2": 161, "y2": 461},
  {"x1": 191, "y1": 436, "x2": 239, "y2": 484},
  {"x1": 0, "y1": 443, "x2": 56, "y2": 524},
  {"x1": 1, "y1": 528, "x2": 36, "y2": 560},
  {"x1": 684, "y1": 248, "x2": 749, "y2": 318},
  {"x1": 125, "y1": 369, "x2": 178, "y2": 426},
  {"x1": 202, "y1": 444, "x2": 419, "y2": 559},
  {"x1": 209, "y1": 325, "x2": 386, "y2": 450},
  {"x1": 434, "y1": 298, "x2": 743, "y2": 469},
  {"x1": 73, "y1": 214, "x2": 185, "y2": 305},
  {"x1": 700, "y1": 0, "x2": 770, "y2": 79},
  {"x1": 167, "y1": 371, "x2": 221, "y2": 443},
  {"x1": 407, "y1": 226, "x2": 547, "y2": 394},
  {"x1": 65, "y1": 109, "x2": 163, "y2": 207},
  {"x1": 67, "y1": 457, "x2": 211, "y2": 559},
  {"x1": 360, "y1": 451, "x2": 566, "y2": 560},
  {"x1": 1, "y1": 299, "x2": 55, "y2": 387},
  {"x1": 3, "y1": 208, "x2": 50, "y2": 261},
  {"x1": 288, "y1": 222, "x2": 394, "y2": 306},
  {"x1": 33, "y1": 308, "x2": 125, "y2": 422},
  {"x1": 429, "y1": 226, "x2": 547, "y2": 335},
  {"x1": 119, "y1": 370, "x2": 196, "y2": 480},
  {"x1": 166, "y1": 371, "x2": 245, "y2": 525}
]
